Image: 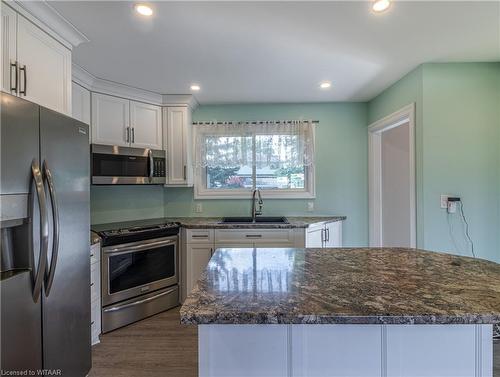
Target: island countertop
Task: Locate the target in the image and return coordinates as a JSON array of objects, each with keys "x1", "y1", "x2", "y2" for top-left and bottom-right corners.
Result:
[{"x1": 180, "y1": 247, "x2": 500, "y2": 325}]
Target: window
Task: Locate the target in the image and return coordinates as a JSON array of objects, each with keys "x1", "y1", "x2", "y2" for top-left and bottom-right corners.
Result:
[{"x1": 194, "y1": 121, "x2": 315, "y2": 199}]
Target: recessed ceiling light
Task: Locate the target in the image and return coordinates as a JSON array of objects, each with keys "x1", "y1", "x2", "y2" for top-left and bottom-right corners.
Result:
[
  {"x1": 190, "y1": 84, "x2": 201, "y2": 91},
  {"x1": 372, "y1": 0, "x2": 391, "y2": 13},
  {"x1": 135, "y1": 4, "x2": 153, "y2": 17},
  {"x1": 319, "y1": 81, "x2": 331, "y2": 89}
]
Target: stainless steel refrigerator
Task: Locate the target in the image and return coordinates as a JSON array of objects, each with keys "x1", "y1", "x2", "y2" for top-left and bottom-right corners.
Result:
[{"x1": 0, "y1": 92, "x2": 91, "y2": 376}]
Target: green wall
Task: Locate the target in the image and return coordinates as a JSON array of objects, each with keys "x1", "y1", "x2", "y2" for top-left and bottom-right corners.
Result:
[
  {"x1": 165, "y1": 103, "x2": 369, "y2": 247},
  {"x1": 91, "y1": 185, "x2": 165, "y2": 224},
  {"x1": 368, "y1": 62, "x2": 500, "y2": 262}
]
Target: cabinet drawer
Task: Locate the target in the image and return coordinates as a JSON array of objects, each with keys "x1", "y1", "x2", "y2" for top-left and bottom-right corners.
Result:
[
  {"x1": 90, "y1": 262, "x2": 100, "y2": 303},
  {"x1": 91, "y1": 299, "x2": 101, "y2": 345},
  {"x1": 90, "y1": 243, "x2": 100, "y2": 264},
  {"x1": 186, "y1": 229, "x2": 214, "y2": 244},
  {"x1": 215, "y1": 229, "x2": 294, "y2": 245}
]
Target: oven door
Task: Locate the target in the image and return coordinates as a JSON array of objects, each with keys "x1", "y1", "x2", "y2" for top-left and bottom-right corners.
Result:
[{"x1": 102, "y1": 236, "x2": 178, "y2": 306}]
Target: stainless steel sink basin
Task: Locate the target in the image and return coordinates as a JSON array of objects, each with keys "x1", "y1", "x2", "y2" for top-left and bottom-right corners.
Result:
[{"x1": 220, "y1": 216, "x2": 289, "y2": 224}]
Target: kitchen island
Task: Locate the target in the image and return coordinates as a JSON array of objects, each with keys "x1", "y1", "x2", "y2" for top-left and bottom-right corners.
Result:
[{"x1": 180, "y1": 247, "x2": 500, "y2": 377}]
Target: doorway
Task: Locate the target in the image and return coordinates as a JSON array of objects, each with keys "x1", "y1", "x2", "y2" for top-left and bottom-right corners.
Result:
[{"x1": 368, "y1": 104, "x2": 416, "y2": 247}]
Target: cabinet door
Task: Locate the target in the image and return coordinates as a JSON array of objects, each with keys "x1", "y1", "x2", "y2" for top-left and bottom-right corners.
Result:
[
  {"x1": 16, "y1": 15, "x2": 71, "y2": 115},
  {"x1": 164, "y1": 107, "x2": 191, "y2": 185},
  {"x1": 91, "y1": 93, "x2": 129, "y2": 147},
  {"x1": 305, "y1": 224, "x2": 325, "y2": 248},
  {"x1": 72, "y1": 82, "x2": 90, "y2": 125},
  {"x1": 130, "y1": 101, "x2": 162, "y2": 149},
  {"x1": 186, "y1": 245, "x2": 212, "y2": 295},
  {"x1": 324, "y1": 222, "x2": 342, "y2": 247},
  {"x1": 1, "y1": 3, "x2": 17, "y2": 95}
]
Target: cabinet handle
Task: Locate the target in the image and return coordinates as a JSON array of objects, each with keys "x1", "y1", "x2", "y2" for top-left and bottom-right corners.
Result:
[
  {"x1": 192, "y1": 235, "x2": 208, "y2": 238},
  {"x1": 19, "y1": 65, "x2": 27, "y2": 96},
  {"x1": 245, "y1": 234, "x2": 262, "y2": 238},
  {"x1": 183, "y1": 165, "x2": 186, "y2": 180},
  {"x1": 90, "y1": 283, "x2": 94, "y2": 287},
  {"x1": 126, "y1": 127, "x2": 130, "y2": 143},
  {"x1": 326, "y1": 228, "x2": 330, "y2": 242},
  {"x1": 10, "y1": 61, "x2": 18, "y2": 93},
  {"x1": 131, "y1": 127, "x2": 135, "y2": 143},
  {"x1": 90, "y1": 253, "x2": 94, "y2": 258},
  {"x1": 320, "y1": 228, "x2": 325, "y2": 243}
]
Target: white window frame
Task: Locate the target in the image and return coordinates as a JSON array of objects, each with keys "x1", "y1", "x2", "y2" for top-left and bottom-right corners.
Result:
[{"x1": 194, "y1": 127, "x2": 316, "y2": 200}]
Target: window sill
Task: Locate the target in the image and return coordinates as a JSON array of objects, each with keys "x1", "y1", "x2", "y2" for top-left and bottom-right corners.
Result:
[{"x1": 194, "y1": 189, "x2": 316, "y2": 200}]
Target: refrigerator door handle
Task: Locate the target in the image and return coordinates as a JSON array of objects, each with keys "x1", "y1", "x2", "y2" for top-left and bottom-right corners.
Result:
[
  {"x1": 43, "y1": 161, "x2": 59, "y2": 296},
  {"x1": 31, "y1": 160, "x2": 49, "y2": 302}
]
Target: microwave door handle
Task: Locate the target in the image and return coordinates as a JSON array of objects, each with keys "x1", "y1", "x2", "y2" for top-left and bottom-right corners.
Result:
[{"x1": 148, "y1": 149, "x2": 153, "y2": 181}]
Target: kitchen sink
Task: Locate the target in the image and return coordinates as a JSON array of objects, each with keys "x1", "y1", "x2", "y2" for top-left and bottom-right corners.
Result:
[{"x1": 220, "y1": 216, "x2": 289, "y2": 224}]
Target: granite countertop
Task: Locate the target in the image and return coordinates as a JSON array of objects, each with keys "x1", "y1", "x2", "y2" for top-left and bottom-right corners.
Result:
[
  {"x1": 91, "y1": 216, "x2": 346, "y2": 232},
  {"x1": 90, "y1": 231, "x2": 100, "y2": 245},
  {"x1": 180, "y1": 247, "x2": 500, "y2": 325}
]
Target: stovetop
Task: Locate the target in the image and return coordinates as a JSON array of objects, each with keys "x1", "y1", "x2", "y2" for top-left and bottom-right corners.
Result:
[{"x1": 93, "y1": 219, "x2": 180, "y2": 246}]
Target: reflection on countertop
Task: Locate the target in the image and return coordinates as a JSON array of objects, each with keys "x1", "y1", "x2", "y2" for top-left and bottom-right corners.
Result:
[{"x1": 180, "y1": 247, "x2": 500, "y2": 325}]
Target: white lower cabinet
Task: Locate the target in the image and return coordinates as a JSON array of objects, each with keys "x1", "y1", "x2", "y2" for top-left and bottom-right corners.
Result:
[
  {"x1": 182, "y1": 229, "x2": 215, "y2": 302},
  {"x1": 90, "y1": 242, "x2": 101, "y2": 345},
  {"x1": 305, "y1": 221, "x2": 342, "y2": 248}
]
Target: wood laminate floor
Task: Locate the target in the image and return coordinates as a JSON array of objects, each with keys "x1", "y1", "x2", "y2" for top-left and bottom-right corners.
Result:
[{"x1": 90, "y1": 307, "x2": 500, "y2": 377}]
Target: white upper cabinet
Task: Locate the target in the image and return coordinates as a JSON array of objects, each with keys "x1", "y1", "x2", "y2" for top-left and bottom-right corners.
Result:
[
  {"x1": 16, "y1": 15, "x2": 71, "y2": 115},
  {"x1": 1, "y1": 3, "x2": 16, "y2": 94},
  {"x1": 1, "y1": 4, "x2": 71, "y2": 115},
  {"x1": 72, "y1": 82, "x2": 91, "y2": 124},
  {"x1": 91, "y1": 92, "x2": 162, "y2": 149},
  {"x1": 130, "y1": 101, "x2": 162, "y2": 150},
  {"x1": 163, "y1": 106, "x2": 193, "y2": 186},
  {"x1": 92, "y1": 93, "x2": 130, "y2": 147}
]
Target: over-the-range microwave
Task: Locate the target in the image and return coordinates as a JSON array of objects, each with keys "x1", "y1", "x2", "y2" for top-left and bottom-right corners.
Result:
[{"x1": 91, "y1": 144, "x2": 166, "y2": 185}]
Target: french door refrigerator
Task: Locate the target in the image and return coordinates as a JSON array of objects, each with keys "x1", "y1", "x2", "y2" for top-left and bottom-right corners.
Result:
[{"x1": 0, "y1": 92, "x2": 91, "y2": 376}]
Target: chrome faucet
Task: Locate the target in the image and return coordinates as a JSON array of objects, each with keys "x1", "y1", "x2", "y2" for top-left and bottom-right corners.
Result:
[{"x1": 251, "y1": 188, "x2": 263, "y2": 221}]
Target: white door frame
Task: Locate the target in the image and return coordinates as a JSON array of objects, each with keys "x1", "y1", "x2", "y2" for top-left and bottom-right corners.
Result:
[{"x1": 368, "y1": 103, "x2": 416, "y2": 247}]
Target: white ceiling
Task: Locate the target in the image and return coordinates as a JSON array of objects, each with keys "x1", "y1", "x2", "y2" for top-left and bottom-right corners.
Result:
[{"x1": 49, "y1": 1, "x2": 500, "y2": 104}]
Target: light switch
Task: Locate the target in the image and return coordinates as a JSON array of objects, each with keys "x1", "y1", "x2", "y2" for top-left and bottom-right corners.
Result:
[
  {"x1": 195, "y1": 203, "x2": 203, "y2": 213},
  {"x1": 307, "y1": 202, "x2": 314, "y2": 212}
]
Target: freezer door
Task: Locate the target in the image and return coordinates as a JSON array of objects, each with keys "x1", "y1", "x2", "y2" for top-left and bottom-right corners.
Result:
[
  {"x1": 40, "y1": 108, "x2": 91, "y2": 376},
  {"x1": 0, "y1": 270, "x2": 43, "y2": 372},
  {"x1": 0, "y1": 93, "x2": 39, "y2": 227}
]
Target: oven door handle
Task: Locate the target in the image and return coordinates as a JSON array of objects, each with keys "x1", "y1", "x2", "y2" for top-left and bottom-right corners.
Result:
[
  {"x1": 103, "y1": 289, "x2": 176, "y2": 313},
  {"x1": 103, "y1": 238, "x2": 177, "y2": 254}
]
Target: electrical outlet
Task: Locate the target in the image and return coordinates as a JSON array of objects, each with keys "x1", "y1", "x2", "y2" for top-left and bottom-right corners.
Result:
[
  {"x1": 307, "y1": 202, "x2": 314, "y2": 212},
  {"x1": 440, "y1": 195, "x2": 449, "y2": 209},
  {"x1": 195, "y1": 203, "x2": 203, "y2": 213}
]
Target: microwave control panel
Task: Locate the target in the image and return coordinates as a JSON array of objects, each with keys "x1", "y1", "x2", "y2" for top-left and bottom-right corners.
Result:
[{"x1": 153, "y1": 158, "x2": 166, "y2": 177}]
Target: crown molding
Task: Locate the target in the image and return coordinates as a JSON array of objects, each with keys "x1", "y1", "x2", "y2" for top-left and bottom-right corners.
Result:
[
  {"x1": 162, "y1": 94, "x2": 199, "y2": 110},
  {"x1": 9, "y1": 0, "x2": 89, "y2": 49},
  {"x1": 73, "y1": 63, "x2": 198, "y2": 108},
  {"x1": 72, "y1": 64, "x2": 95, "y2": 90}
]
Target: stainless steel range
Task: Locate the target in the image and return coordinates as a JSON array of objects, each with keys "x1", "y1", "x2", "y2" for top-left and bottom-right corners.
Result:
[{"x1": 96, "y1": 222, "x2": 180, "y2": 333}]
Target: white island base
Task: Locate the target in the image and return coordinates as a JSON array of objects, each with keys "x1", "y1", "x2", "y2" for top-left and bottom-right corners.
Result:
[{"x1": 199, "y1": 324, "x2": 493, "y2": 377}]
